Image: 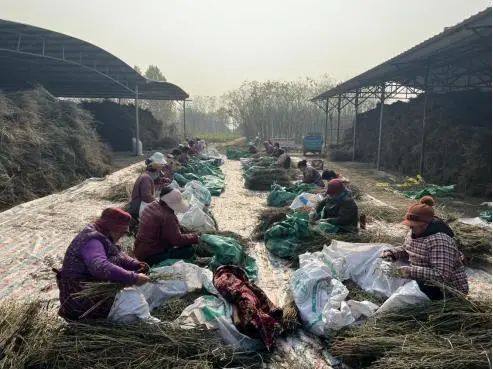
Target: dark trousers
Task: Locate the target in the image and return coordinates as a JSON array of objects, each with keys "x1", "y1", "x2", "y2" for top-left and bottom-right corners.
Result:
[
  {"x1": 143, "y1": 246, "x2": 195, "y2": 267},
  {"x1": 417, "y1": 281, "x2": 453, "y2": 300}
]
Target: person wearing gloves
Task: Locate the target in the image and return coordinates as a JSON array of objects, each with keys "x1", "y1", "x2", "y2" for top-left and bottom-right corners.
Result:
[
  {"x1": 297, "y1": 160, "x2": 324, "y2": 187},
  {"x1": 134, "y1": 186, "x2": 199, "y2": 266},
  {"x1": 382, "y1": 196, "x2": 468, "y2": 299},
  {"x1": 129, "y1": 152, "x2": 167, "y2": 219},
  {"x1": 56, "y1": 208, "x2": 150, "y2": 321},
  {"x1": 313, "y1": 179, "x2": 358, "y2": 232}
]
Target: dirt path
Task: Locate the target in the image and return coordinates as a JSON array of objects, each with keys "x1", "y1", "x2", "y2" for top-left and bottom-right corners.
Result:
[{"x1": 212, "y1": 160, "x2": 335, "y2": 369}]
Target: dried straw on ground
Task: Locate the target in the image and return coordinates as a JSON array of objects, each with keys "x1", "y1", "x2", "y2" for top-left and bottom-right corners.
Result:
[
  {"x1": 0, "y1": 299, "x2": 263, "y2": 369},
  {"x1": 343, "y1": 280, "x2": 386, "y2": 306},
  {"x1": 281, "y1": 290, "x2": 300, "y2": 332},
  {"x1": 330, "y1": 297, "x2": 491, "y2": 369},
  {"x1": 253, "y1": 207, "x2": 291, "y2": 240},
  {"x1": 450, "y1": 221, "x2": 492, "y2": 269},
  {"x1": 357, "y1": 201, "x2": 404, "y2": 223},
  {"x1": 101, "y1": 181, "x2": 132, "y2": 203},
  {"x1": 244, "y1": 167, "x2": 291, "y2": 191}
]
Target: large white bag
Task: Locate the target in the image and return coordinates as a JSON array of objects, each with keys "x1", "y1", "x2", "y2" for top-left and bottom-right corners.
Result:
[
  {"x1": 177, "y1": 295, "x2": 264, "y2": 351},
  {"x1": 182, "y1": 180, "x2": 211, "y2": 207},
  {"x1": 108, "y1": 262, "x2": 217, "y2": 324},
  {"x1": 289, "y1": 193, "x2": 323, "y2": 210},
  {"x1": 177, "y1": 203, "x2": 216, "y2": 232},
  {"x1": 376, "y1": 280, "x2": 430, "y2": 314},
  {"x1": 291, "y1": 260, "x2": 354, "y2": 336}
]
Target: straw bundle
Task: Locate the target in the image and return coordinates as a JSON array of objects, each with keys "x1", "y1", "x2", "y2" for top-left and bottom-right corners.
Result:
[
  {"x1": 281, "y1": 290, "x2": 300, "y2": 332},
  {"x1": 330, "y1": 297, "x2": 491, "y2": 369},
  {"x1": 450, "y1": 221, "x2": 492, "y2": 268},
  {"x1": 253, "y1": 207, "x2": 291, "y2": 240},
  {"x1": 244, "y1": 167, "x2": 291, "y2": 191}
]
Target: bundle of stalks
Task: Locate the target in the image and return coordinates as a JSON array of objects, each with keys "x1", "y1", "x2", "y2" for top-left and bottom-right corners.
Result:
[
  {"x1": 207, "y1": 230, "x2": 252, "y2": 250},
  {"x1": 152, "y1": 292, "x2": 204, "y2": 321},
  {"x1": 73, "y1": 272, "x2": 178, "y2": 300},
  {"x1": 253, "y1": 207, "x2": 291, "y2": 240},
  {"x1": 450, "y1": 221, "x2": 492, "y2": 268},
  {"x1": 244, "y1": 167, "x2": 291, "y2": 191},
  {"x1": 330, "y1": 297, "x2": 491, "y2": 369},
  {"x1": 343, "y1": 280, "x2": 386, "y2": 306},
  {"x1": 281, "y1": 290, "x2": 300, "y2": 332}
]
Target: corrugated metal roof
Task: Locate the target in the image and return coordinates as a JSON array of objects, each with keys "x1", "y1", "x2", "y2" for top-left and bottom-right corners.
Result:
[
  {"x1": 0, "y1": 19, "x2": 189, "y2": 100},
  {"x1": 312, "y1": 7, "x2": 491, "y2": 100}
]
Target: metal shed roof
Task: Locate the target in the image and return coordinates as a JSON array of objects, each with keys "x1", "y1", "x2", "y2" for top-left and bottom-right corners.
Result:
[
  {"x1": 312, "y1": 7, "x2": 491, "y2": 101},
  {"x1": 0, "y1": 19, "x2": 189, "y2": 100}
]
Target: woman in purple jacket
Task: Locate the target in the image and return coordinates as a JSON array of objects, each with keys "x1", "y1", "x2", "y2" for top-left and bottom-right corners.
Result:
[{"x1": 56, "y1": 208, "x2": 150, "y2": 321}]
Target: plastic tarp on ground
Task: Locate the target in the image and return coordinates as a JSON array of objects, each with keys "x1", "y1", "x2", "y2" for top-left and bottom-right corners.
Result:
[
  {"x1": 175, "y1": 159, "x2": 226, "y2": 196},
  {"x1": 264, "y1": 212, "x2": 338, "y2": 259},
  {"x1": 200, "y1": 234, "x2": 258, "y2": 280},
  {"x1": 267, "y1": 183, "x2": 317, "y2": 207},
  {"x1": 400, "y1": 184, "x2": 455, "y2": 199},
  {"x1": 291, "y1": 241, "x2": 431, "y2": 336}
]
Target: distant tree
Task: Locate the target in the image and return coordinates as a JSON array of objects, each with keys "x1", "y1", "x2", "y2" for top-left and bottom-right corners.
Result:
[
  {"x1": 134, "y1": 65, "x2": 142, "y2": 75},
  {"x1": 145, "y1": 65, "x2": 167, "y2": 82}
]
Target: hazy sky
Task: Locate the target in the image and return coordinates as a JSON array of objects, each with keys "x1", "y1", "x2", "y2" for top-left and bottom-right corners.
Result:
[{"x1": 2, "y1": 0, "x2": 491, "y2": 96}]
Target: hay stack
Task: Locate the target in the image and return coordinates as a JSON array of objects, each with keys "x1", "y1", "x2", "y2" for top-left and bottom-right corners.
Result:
[
  {"x1": 0, "y1": 299, "x2": 262, "y2": 369},
  {"x1": 244, "y1": 167, "x2": 291, "y2": 191},
  {"x1": 0, "y1": 88, "x2": 111, "y2": 211},
  {"x1": 330, "y1": 297, "x2": 491, "y2": 369},
  {"x1": 451, "y1": 221, "x2": 492, "y2": 269}
]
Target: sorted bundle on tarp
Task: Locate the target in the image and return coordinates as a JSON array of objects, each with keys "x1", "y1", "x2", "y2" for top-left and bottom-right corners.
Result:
[
  {"x1": 267, "y1": 183, "x2": 318, "y2": 207},
  {"x1": 175, "y1": 159, "x2": 226, "y2": 196},
  {"x1": 330, "y1": 297, "x2": 491, "y2": 369},
  {"x1": 253, "y1": 207, "x2": 292, "y2": 240},
  {"x1": 243, "y1": 166, "x2": 291, "y2": 191}
]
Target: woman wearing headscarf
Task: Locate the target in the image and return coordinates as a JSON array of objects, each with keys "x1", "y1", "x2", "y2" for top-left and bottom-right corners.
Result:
[
  {"x1": 314, "y1": 179, "x2": 358, "y2": 232},
  {"x1": 134, "y1": 186, "x2": 199, "y2": 266},
  {"x1": 56, "y1": 208, "x2": 150, "y2": 321},
  {"x1": 297, "y1": 160, "x2": 324, "y2": 187},
  {"x1": 129, "y1": 152, "x2": 167, "y2": 219},
  {"x1": 382, "y1": 196, "x2": 468, "y2": 299}
]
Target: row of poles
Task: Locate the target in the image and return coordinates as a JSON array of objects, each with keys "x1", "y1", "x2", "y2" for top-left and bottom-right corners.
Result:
[{"x1": 321, "y1": 79, "x2": 429, "y2": 175}]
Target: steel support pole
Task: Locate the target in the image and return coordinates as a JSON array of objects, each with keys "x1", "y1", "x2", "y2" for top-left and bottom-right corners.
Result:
[
  {"x1": 336, "y1": 95, "x2": 342, "y2": 145},
  {"x1": 352, "y1": 90, "x2": 360, "y2": 161},
  {"x1": 419, "y1": 68, "x2": 430, "y2": 176},
  {"x1": 134, "y1": 85, "x2": 141, "y2": 156},
  {"x1": 324, "y1": 98, "x2": 329, "y2": 152},
  {"x1": 183, "y1": 100, "x2": 187, "y2": 140},
  {"x1": 329, "y1": 113, "x2": 334, "y2": 146},
  {"x1": 376, "y1": 83, "x2": 385, "y2": 170}
]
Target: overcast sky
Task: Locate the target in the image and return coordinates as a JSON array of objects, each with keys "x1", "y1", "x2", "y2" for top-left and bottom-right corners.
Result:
[{"x1": 2, "y1": 0, "x2": 490, "y2": 96}]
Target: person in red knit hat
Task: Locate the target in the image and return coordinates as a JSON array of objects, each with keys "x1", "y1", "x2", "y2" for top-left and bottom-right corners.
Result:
[
  {"x1": 382, "y1": 196, "x2": 468, "y2": 299},
  {"x1": 313, "y1": 178, "x2": 359, "y2": 232}
]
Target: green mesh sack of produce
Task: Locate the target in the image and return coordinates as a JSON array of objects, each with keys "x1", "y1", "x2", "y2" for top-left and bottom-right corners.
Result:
[
  {"x1": 200, "y1": 234, "x2": 258, "y2": 280},
  {"x1": 174, "y1": 173, "x2": 190, "y2": 187},
  {"x1": 264, "y1": 212, "x2": 312, "y2": 258},
  {"x1": 400, "y1": 184, "x2": 455, "y2": 199}
]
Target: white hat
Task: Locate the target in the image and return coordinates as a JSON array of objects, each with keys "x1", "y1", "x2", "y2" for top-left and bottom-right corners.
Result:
[
  {"x1": 148, "y1": 152, "x2": 167, "y2": 168},
  {"x1": 160, "y1": 189, "x2": 190, "y2": 213}
]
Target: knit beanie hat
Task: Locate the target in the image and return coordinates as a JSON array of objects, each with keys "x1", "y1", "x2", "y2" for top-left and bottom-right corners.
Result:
[{"x1": 402, "y1": 196, "x2": 435, "y2": 226}]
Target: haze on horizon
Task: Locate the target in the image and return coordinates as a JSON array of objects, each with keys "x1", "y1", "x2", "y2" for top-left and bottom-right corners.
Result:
[{"x1": 2, "y1": 0, "x2": 490, "y2": 96}]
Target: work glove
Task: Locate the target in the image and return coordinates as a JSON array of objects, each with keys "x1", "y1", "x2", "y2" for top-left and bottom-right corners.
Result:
[{"x1": 137, "y1": 262, "x2": 150, "y2": 275}]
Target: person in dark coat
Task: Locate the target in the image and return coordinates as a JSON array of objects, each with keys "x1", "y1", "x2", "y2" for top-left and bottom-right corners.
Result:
[
  {"x1": 315, "y1": 179, "x2": 358, "y2": 232},
  {"x1": 276, "y1": 150, "x2": 291, "y2": 169},
  {"x1": 271, "y1": 143, "x2": 282, "y2": 157},
  {"x1": 297, "y1": 160, "x2": 324, "y2": 187},
  {"x1": 134, "y1": 187, "x2": 198, "y2": 266}
]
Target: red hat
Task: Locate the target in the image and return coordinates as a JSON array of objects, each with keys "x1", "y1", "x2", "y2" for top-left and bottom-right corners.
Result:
[
  {"x1": 402, "y1": 196, "x2": 435, "y2": 226},
  {"x1": 326, "y1": 179, "x2": 344, "y2": 196},
  {"x1": 95, "y1": 207, "x2": 131, "y2": 235}
]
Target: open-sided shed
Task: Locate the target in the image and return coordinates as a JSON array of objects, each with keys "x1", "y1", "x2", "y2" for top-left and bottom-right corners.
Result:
[
  {"x1": 0, "y1": 19, "x2": 189, "y2": 153},
  {"x1": 312, "y1": 8, "x2": 491, "y2": 173}
]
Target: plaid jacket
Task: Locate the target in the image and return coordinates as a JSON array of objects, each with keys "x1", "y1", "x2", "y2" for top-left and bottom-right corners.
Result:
[{"x1": 392, "y1": 232, "x2": 469, "y2": 294}]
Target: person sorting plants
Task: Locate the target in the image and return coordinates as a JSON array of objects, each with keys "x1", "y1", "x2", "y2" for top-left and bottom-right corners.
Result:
[
  {"x1": 297, "y1": 159, "x2": 324, "y2": 187},
  {"x1": 271, "y1": 142, "x2": 282, "y2": 157},
  {"x1": 382, "y1": 196, "x2": 468, "y2": 299},
  {"x1": 129, "y1": 152, "x2": 167, "y2": 220},
  {"x1": 134, "y1": 186, "x2": 199, "y2": 266},
  {"x1": 276, "y1": 149, "x2": 291, "y2": 169},
  {"x1": 313, "y1": 178, "x2": 359, "y2": 232},
  {"x1": 56, "y1": 207, "x2": 150, "y2": 321}
]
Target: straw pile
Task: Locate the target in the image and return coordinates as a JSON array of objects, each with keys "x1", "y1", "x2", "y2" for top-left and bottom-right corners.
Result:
[
  {"x1": 101, "y1": 181, "x2": 133, "y2": 203},
  {"x1": 330, "y1": 297, "x2": 491, "y2": 369},
  {"x1": 357, "y1": 201, "x2": 404, "y2": 223},
  {"x1": 281, "y1": 290, "x2": 300, "y2": 332},
  {"x1": 343, "y1": 280, "x2": 386, "y2": 306},
  {"x1": 451, "y1": 221, "x2": 492, "y2": 269},
  {"x1": 244, "y1": 167, "x2": 291, "y2": 191},
  {"x1": 253, "y1": 207, "x2": 291, "y2": 240},
  {"x1": 0, "y1": 299, "x2": 263, "y2": 369},
  {"x1": 0, "y1": 88, "x2": 111, "y2": 211}
]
